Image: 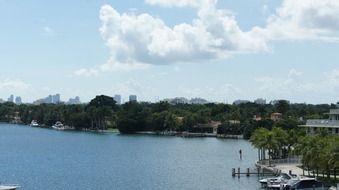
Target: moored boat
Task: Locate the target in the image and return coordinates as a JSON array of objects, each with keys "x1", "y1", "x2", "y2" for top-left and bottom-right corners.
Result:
[
  {"x1": 259, "y1": 173, "x2": 298, "y2": 188},
  {"x1": 0, "y1": 184, "x2": 20, "y2": 190},
  {"x1": 52, "y1": 121, "x2": 65, "y2": 130},
  {"x1": 29, "y1": 120, "x2": 39, "y2": 127}
]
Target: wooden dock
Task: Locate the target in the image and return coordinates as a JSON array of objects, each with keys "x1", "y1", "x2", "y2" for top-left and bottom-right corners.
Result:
[{"x1": 232, "y1": 167, "x2": 275, "y2": 178}]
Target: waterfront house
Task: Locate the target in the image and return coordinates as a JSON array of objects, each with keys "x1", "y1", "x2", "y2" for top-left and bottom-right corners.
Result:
[
  {"x1": 191, "y1": 121, "x2": 221, "y2": 134},
  {"x1": 270, "y1": 112, "x2": 282, "y2": 121},
  {"x1": 299, "y1": 109, "x2": 339, "y2": 135}
]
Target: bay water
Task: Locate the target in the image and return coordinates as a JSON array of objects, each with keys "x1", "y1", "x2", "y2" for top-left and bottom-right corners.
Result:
[{"x1": 0, "y1": 124, "x2": 262, "y2": 190}]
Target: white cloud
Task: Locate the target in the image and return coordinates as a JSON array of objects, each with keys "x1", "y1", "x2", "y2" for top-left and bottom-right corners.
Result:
[
  {"x1": 288, "y1": 68, "x2": 303, "y2": 78},
  {"x1": 97, "y1": 3, "x2": 267, "y2": 68},
  {"x1": 263, "y1": 0, "x2": 339, "y2": 41},
  {"x1": 74, "y1": 68, "x2": 99, "y2": 77},
  {"x1": 0, "y1": 79, "x2": 30, "y2": 90},
  {"x1": 145, "y1": 0, "x2": 201, "y2": 8},
  {"x1": 76, "y1": 0, "x2": 339, "y2": 76}
]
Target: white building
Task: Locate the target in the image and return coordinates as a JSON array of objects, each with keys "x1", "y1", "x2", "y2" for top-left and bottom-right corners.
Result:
[
  {"x1": 114, "y1": 95, "x2": 122, "y2": 105},
  {"x1": 299, "y1": 109, "x2": 339, "y2": 135}
]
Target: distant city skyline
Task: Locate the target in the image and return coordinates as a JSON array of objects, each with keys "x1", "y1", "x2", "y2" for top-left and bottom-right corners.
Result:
[
  {"x1": 0, "y1": 93, "x2": 337, "y2": 105},
  {"x1": 1, "y1": 0, "x2": 339, "y2": 104}
]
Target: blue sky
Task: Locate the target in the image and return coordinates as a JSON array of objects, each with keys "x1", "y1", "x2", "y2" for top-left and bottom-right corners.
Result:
[{"x1": 1, "y1": 0, "x2": 339, "y2": 104}]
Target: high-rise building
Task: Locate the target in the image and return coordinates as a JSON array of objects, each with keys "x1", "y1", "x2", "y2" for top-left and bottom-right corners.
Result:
[
  {"x1": 34, "y1": 94, "x2": 62, "y2": 105},
  {"x1": 67, "y1": 96, "x2": 81, "y2": 105},
  {"x1": 129, "y1": 95, "x2": 137, "y2": 102},
  {"x1": 7, "y1": 95, "x2": 14, "y2": 103},
  {"x1": 52, "y1": 94, "x2": 60, "y2": 104},
  {"x1": 190, "y1": 98, "x2": 209, "y2": 105},
  {"x1": 15, "y1": 96, "x2": 22, "y2": 105},
  {"x1": 45, "y1": 95, "x2": 53, "y2": 104},
  {"x1": 114, "y1": 95, "x2": 121, "y2": 105},
  {"x1": 233, "y1": 99, "x2": 251, "y2": 105},
  {"x1": 254, "y1": 98, "x2": 266, "y2": 105}
]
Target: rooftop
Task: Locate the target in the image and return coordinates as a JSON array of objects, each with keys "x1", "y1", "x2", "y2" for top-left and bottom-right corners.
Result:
[{"x1": 300, "y1": 119, "x2": 339, "y2": 128}]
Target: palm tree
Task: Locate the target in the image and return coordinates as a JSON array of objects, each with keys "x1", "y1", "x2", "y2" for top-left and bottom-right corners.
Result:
[
  {"x1": 250, "y1": 128, "x2": 270, "y2": 161},
  {"x1": 250, "y1": 128, "x2": 279, "y2": 166},
  {"x1": 262, "y1": 131, "x2": 279, "y2": 166},
  {"x1": 272, "y1": 127, "x2": 288, "y2": 159}
]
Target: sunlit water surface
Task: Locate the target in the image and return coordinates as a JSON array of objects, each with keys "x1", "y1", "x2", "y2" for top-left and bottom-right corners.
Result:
[{"x1": 0, "y1": 124, "x2": 263, "y2": 190}]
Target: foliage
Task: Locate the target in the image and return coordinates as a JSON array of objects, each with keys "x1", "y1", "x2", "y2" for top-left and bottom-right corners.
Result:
[{"x1": 0, "y1": 98, "x2": 334, "y2": 136}]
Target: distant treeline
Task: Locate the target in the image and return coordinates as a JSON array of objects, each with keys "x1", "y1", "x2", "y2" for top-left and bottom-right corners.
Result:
[{"x1": 0, "y1": 95, "x2": 336, "y2": 139}]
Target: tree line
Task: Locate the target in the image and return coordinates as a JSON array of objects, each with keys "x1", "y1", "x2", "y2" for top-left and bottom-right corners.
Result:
[{"x1": 0, "y1": 96, "x2": 336, "y2": 138}]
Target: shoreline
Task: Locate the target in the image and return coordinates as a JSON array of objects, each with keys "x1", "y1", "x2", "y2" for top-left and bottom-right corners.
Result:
[
  {"x1": 2, "y1": 122, "x2": 244, "y2": 139},
  {"x1": 135, "y1": 131, "x2": 244, "y2": 139}
]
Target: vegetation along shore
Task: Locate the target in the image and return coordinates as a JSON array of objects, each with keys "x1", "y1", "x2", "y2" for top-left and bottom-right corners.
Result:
[{"x1": 0, "y1": 95, "x2": 337, "y2": 138}]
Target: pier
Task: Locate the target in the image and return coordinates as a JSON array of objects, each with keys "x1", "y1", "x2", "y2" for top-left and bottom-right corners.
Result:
[{"x1": 231, "y1": 167, "x2": 275, "y2": 178}]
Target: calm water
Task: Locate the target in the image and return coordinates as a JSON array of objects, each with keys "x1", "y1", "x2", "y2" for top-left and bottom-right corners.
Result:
[{"x1": 0, "y1": 124, "x2": 262, "y2": 190}]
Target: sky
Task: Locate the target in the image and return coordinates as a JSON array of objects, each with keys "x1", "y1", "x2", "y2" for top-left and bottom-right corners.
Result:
[{"x1": 1, "y1": 0, "x2": 339, "y2": 104}]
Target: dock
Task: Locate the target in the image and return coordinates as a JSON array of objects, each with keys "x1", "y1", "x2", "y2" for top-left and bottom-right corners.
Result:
[{"x1": 231, "y1": 167, "x2": 275, "y2": 178}]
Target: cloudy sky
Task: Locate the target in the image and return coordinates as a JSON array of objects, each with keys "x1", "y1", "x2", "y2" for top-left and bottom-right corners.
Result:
[{"x1": 1, "y1": 0, "x2": 339, "y2": 104}]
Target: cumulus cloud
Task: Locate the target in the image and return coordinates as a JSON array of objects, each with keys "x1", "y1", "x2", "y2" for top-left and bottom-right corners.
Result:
[
  {"x1": 76, "y1": 0, "x2": 339, "y2": 75},
  {"x1": 97, "y1": 2, "x2": 267, "y2": 68},
  {"x1": 263, "y1": 0, "x2": 339, "y2": 41}
]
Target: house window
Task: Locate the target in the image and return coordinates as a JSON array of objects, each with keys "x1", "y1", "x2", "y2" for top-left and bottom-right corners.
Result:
[
  {"x1": 328, "y1": 128, "x2": 332, "y2": 133},
  {"x1": 336, "y1": 128, "x2": 339, "y2": 134}
]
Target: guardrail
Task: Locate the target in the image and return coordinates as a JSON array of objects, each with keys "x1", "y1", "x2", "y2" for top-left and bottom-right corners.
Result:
[{"x1": 258, "y1": 156, "x2": 301, "y2": 165}]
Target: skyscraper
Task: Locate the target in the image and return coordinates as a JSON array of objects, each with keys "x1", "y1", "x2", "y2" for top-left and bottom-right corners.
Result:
[
  {"x1": 67, "y1": 96, "x2": 81, "y2": 104},
  {"x1": 114, "y1": 95, "x2": 121, "y2": 105},
  {"x1": 7, "y1": 94, "x2": 14, "y2": 103},
  {"x1": 129, "y1": 95, "x2": 137, "y2": 102},
  {"x1": 52, "y1": 94, "x2": 60, "y2": 104},
  {"x1": 15, "y1": 96, "x2": 22, "y2": 105}
]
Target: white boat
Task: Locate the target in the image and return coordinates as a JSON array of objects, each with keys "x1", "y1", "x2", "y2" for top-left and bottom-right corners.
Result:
[
  {"x1": 260, "y1": 173, "x2": 298, "y2": 187},
  {"x1": 52, "y1": 121, "x2": 65, "y2": 130},
  {"x1": 29, "y1": 120, "x2": 39, "y2": 127},
  {"x1": 0, "y1": 184, "x2": 20, "y2": 190}
]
